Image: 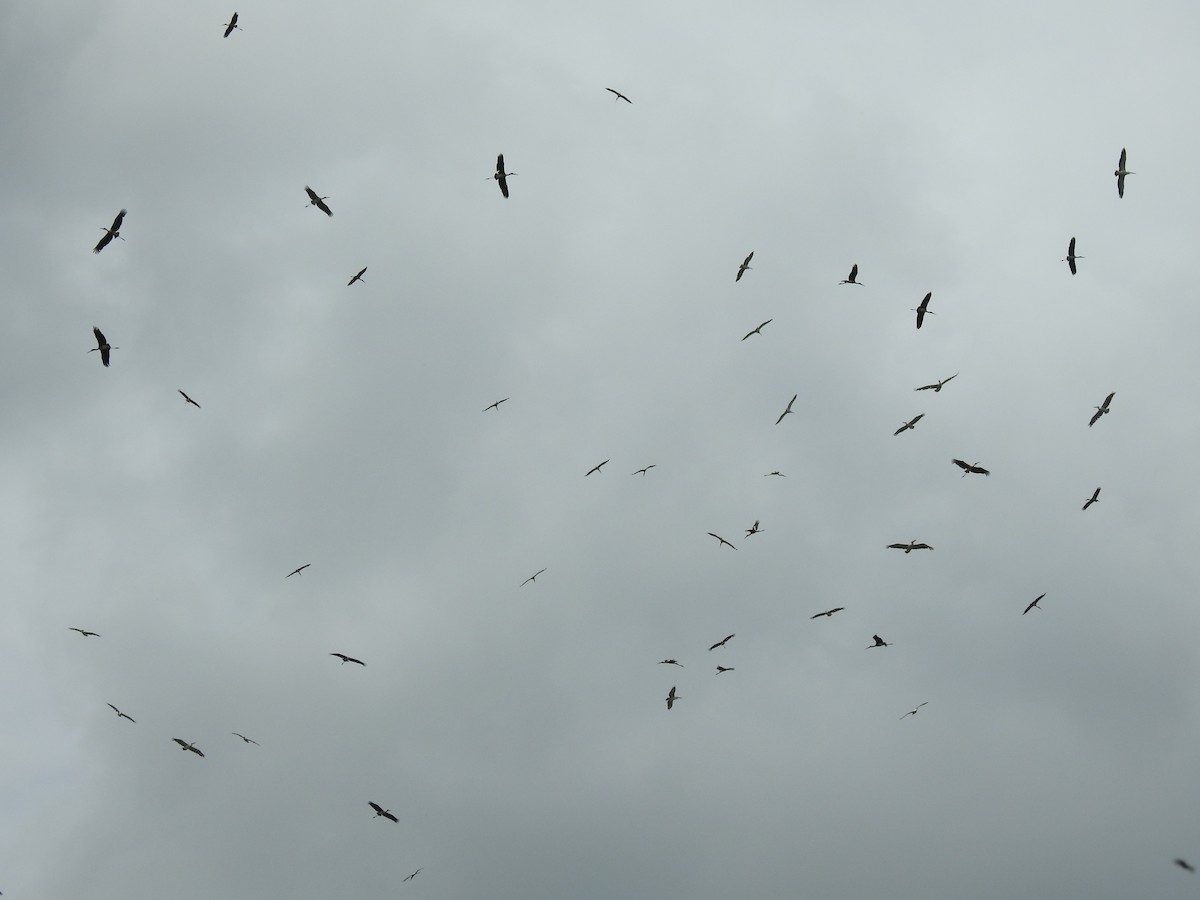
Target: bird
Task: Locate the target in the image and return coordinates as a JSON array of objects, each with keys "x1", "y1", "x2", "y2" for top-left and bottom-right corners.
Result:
[
  {"x1": 93, "y1": 209, "x2": 126, "y2": 254},
  {"x1": 1174, "y1": 859, "x2": 1195, "y2": 873},
  {"x1": 304, "y1": 186, "x2": 332, "y2": 216},
  {"x1": 764, "y1": 471, "x2": 785, "y2": 477},
  {"x1": 775, "y1": 394, "x2": 797, "y2": 425},
  {"x1": 658, "y1": 659, "x2": 683, "y2": 667},
  {"x1": 178, "y1": 390, "x2": 201, "y2": 408},
  {"x1": 286, "y1": 564, "x2": 310, "y2": 577},
  {"x1": 1089, "y1": 391, "x2": 1115, "y2": 427},
  {"x1": 232, "y1": 733, "x2": 259, "y2": 745},
  {"x1": 915, "y1": 373, "x2": 958, "y2": 392},
  {"x1": 707, "y1": 532, "x2": 737, "y2": 550},
  {"x1": 952, "y1": 459, "x2": 990, "y2": 477},
  {"x1": 665, "y1": 686, "x2": 679, "y2": 709},
  {"x1": 483, "y1": 397, "x2": 509, "y2": 411},
  {"x1": 745, "y1": 520, "x2": 761, "y2": 537},
  {"x1": 1063, "y1": 237, "x2": 1083, "y2": 275},
  {"x1": 900, "y1": 702, "x2": 928, "y2": 719},
  {"x1": 810, "y1": 607, "x2": 845, "y2": 619},
  {"x1": 491, "y1": 154, "x2": 516, "y2": 198},
  {"x1": 708, "y1": 634, "x2": 735, "y2": 651},
  {"x1": 605, "y1": 88, "x2": 631, "y2": 103},
  {"x1": 222, "y1": 11, "x2": 240, "y2": 37},
  {"x1": 839, "y1": 264, "x2": 862, "y2": 285},
  {"x1": 89, "y1": 327, "x2": 117, "y2": 367},
  {"x1": 521, "y1": 568, "x2": 547, "y2": 586},
  {"x1": 632, "y1": 465, "x2": 656, "y2": 476},
  {"x1": 1082, "y1": 487, "x2": 1101, "y2": 511},
  {"x1": 887, "y1": 541, "x2": 933, "y2": 553},
  {"x1": 585, "y1": 459, "x2": 610, "y2": 476},
  {"x1": 330, "y1": 653, "x2": 366, "y2": 666},
  {"x1": 106, "y1": 703, "x2": 135, "y2": 723},
  {"x1": 715, "y1": 666, "x2": 735, "y2": 673},
  {"x1": 403, "y1": 868, "x2": 424, "y2": 882},
  {"x1": 893, "y1": 414, "x2": 924, "y2": 436},
  {"x1": 173, "y1": 739, "x2": 205, "y2": 757},
  {"x1": 1023, "y1": 593, "x2": 1046, "y2": 615},
  {"x1": 1115, "y1": 148, "x2": 1134, "y2": 198},
  {"x1": 866, "y1": 634, "x2": 891, "y2": 649},
  {"x1": 368, "y1": 801, "x2": 398, "y2": 823},
  {"x1": 68, "y1": 627, "x2": 100, "y2": 637},
  {"x1": 913, "y1": 292, "x2": 934, "y2": 329},
  {"x1": 741, "y1": 319, "x2": 773, "y2": 340},
  {"x1": 735, "y1": 251, "x2": 754, "y2": 282},
  {"x1": 347, "y1": 266, "x2": 367, "y2": 286}
]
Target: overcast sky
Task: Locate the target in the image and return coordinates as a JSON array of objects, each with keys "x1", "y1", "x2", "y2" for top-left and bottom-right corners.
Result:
[{"x1": 5, "y1": 1, "x2": 1200, "y2": 897}]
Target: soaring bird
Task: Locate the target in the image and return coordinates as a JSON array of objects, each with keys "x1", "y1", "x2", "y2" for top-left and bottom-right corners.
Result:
[
  {"x1": 1082, "y1": 487, "x2": 1101, "y2": 511},
  {"x1": 286, "y1": 564, "x2": 310, "y2": 577},
  {"x1": 330, "y1": 653, "x2": 366, "y2": 666},
  {"x1": 913, "y1": 292, "x2": 933, "y2": 329},
  {"x1": 775, "y1": 394, "x2": 797, "y2": 425},
  {"x1": 745, "y1": 520, "x2": 761, "y2": 537},
  {"x1": 173, "y1": 739, "x2": 205, "y2": 757},
  {"x1": 839, "y1": 264, "x2": 862, "y2": 285},
  {"x1": 658, "y1": 659, "x2": 683, "y2": 667},
  {"x1": 347, "y1": 266, "x2": 367, "y2": 286},
  {"x1": 708, "y1": 633, "x2": 735, "y2": 651},
  {"x1": 764, "y1": 471, "x2": 785, "y2": 477},
  {"x1": 915, "y1": 373, "x2": 958, "y2": 392},
  {"x1": 1114, "y1": 148, "x2": 1134, "y2": 198},
  {"x1": 952, "y1": 459, "x2": 990, "y2": 477},
  {"x1": 707, "y1": 532, "x2": 737, "y2": 550},
  {"x1": 735, "y1": 251, "x2": 754, "y2": 282},
  {"x1": 900, "y1": 702, "x2": 928, "y2": 719},
  {"x1": 1089, "y1": 392, "x2": 1115, "y2": 427},
  {"x1": 178, "y1": 390, "x2": 201, "y2": 408},
  {"x1": 521, "y1": 568, "x2": 547, "y2": 586},
  {"x1": 715, "y1": 666, "x2": 735, "y2": 673},
  {"x1": 93, "y1": 209, "x2": 126, "y2": 254},
  {"x1": 304, "y1": 186, "x2": 332, "y2": 216},
  {"x1": 404, "y1": 868, "x2": 424, "y2": 881},
  {"x1": 491, "y1": 154, "x2": 516, "y2": 198},
  {"x1": 605, "y1": 88, "x2": 632, "y2": 103},
  {"x1": 866, "y1": 634, "x2": 891, "y2": 649},
  {"x1": 222, "y1": 11, "x2": 240, "y2": 37},
  {"x1": 68, "y1": 627, "x2": 100, "y2": 637},
  {"x1": 665, "y1": 686, "x2": 679, "y2": 709},
  {"x1": 887, "y1": 541, "x2": 933, "y2": 553},
  {"x1": 106, "y1": 704, "x2": 135, "y2": 723},
  {"x1": 1063, "y1": 237, "x2": 1083, "y2": 275},
  {"x1": 483, "y1": 397, "x2": 509, "y2": 411},
  {"x1": 632, "y1": 465, "x2": 656, "y2": 476},
  {"x1": 1174, "y1": 859, "x2": 1195, "y2": 873},
  {"x1": 368, "y1": 801, "x2": 398, "y2": 823},
  {"x1": 232, "y1": 732, "x2": 260, "y2": 745},
  {"x1": 741, "y1": 319, "x2": 772, "y2": 340},
  {"x1": 810, "y1": 607, "x2": 845, "y2": 619},
  {"x1": 89, "y1": 327, "x2": 117, "y2": 367},
  {"x1": 894, "y1": 414, "x2": 924, "y2": 436},
  {"x1": 585, "y1": 459, "x2": 610, "y2": 476},
  {"x1": 1023, "y1": 593, "x2": 1045, "y2": 615}
]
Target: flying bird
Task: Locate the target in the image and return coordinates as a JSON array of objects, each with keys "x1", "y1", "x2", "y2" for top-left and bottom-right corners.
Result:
[
  {"x1": 900, "y1": 702, "x2": 928, "y2": 719},
  {"x1": 735, "y1": 251, "x2": 754, "y2": 282},
  {"x1": 330, "y1": 653, "x2": 366, "y2": 666},
  {"x1": 775, "y1": 394, "x2": 797, "y2": 425},
  {"x1": 1063, "y1": 237, "x2": 1083, "y2": 275},
  {"x1": 887, "y1": 541, "x2": 933, "y2": 553},
  {"x1": 483, "y1": 397, "x2": 509, "y2": 411},
  {"x1": 741, "y1": 319, "x2": 773, "y2": 340},
  {"x1": 178, "y1": 390, "x2": 201, "y2": 408},
  {"x1": 1082, "y1": 487, "x2": 1101, "y2": 511},
  {"x1": 368, "y1": 801, "x2": 399, "y2": 823},
  {"x1": 915, "y1": 373, "x2": 958, "y2": 392},
  {"x1": 866, "y1": 634, "x2": 891, "y2": 649},
  {"x1": 93, "y1": 209, "x2": 126, "y2": 254},
  {"x1": 839, "y1": 264, "x2": 862, "y2": 285},
  {"x1": 403, "y1": 868, "x2": 424, "y2": 881},
  {"x1": 1023, "y1": 593, "x2": 1046, "y2": 615},
  {"x1": 491, "y1": 154, "x2": 516, "y2": 198},
  {"x1": 665, "y1": 686, "x2": 679, "y2": 710},
  {"x1": 106, "y1": 703, "x2": 135, "y2": 723},
  {"x1": 810, "y1": 607, "x2": 845, "y2": 619},
  {"x1": 913, "y1": 292, "x2": 934, "y2": 329},
  {"x1": 304, "y1": 186, "x2": 332, "y2": 216},
  {"x1": 952, "y1": 459, "x2": 990, "y2": 477},
  {"x1": 658, "y1": 659, "x2": 683, "y2": 667},
  {"x1": 764, "y1": 471, "x2": 785, "y2": 477},
  {"x1": 605, "y1": 88, "x2": 632, "y2": 103},
  {"x1": 89, "y1": 327, "x2": 117, "y2": 367},
  {"x1": 715, "y1": 666, "x2": 735, "y2": 673},
  {"x1": 707, "y1": 532, "x2": 737, "y2": 550},
  {"x1": 585, "y1": 459, "x2": 610, "y2": 476},
  {"x1": 745, "y1": 520, "x2": 761, "y2": 537},
  {"x1": 632, "y1": 465, "x2": 656, "y2": 476},
  {"x1": 68, "y1": 627, "x2": 100, "y2": 637},
  {"x1": 1089, "y1": 391, "x2": 1115, "y2": 427},
  {"x1": 1114, "y1": 148, "x2": 1134, "y2": 198},
  {"x1": 708, "y1": 634, "x2": 735, "y2": 651},
  {"x1": 347, "y1": 266, "x2": 367, "y2": 286},
  {"x1": 521, "y1": 568, "x2": 547, "y2": 586},
  {"x1": 286, "y1": 564, "x2": 310, "y2": 577},
  {"x1": 893, "y1": 414, "x2": 924, "y2": 436},
  {"x1": 1174, "y1": 859, "x2": 1195, "y2": 873},
  {"x1": 232, "y1": 733, "x2": 259, "y2": 745},
  {"x1": 173, "y1": 739, "x2": 205, "y2": 757},
  {"x1": 222, "y1": 11, "x2": 240, "y2": 37}
]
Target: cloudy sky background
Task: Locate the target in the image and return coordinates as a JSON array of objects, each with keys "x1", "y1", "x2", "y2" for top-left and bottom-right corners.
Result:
[{"x1": 4, "y1": 1, "x2": 1200, "y2": 896}]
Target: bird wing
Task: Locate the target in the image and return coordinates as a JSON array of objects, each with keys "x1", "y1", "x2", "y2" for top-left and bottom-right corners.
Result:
[
  {"x1": 919, "y1": 292, "x2": 931, "y2": 311},
  {"x1": 1068, "y1": 257, "x2": 1077, "y2": 275},
  {"x1": 93, "y1": 327, "x2": 106, "y2": 346},
  {"x1": 92, "y1": 231, "x2": 113, "y2": 254},
  {"x1": 1102, "y1": 391, "x2": 1114, "y2": 410},
  {"x1": 190, "y1": 746, "x2": 205, "y2": 757},
  {"x1": 111, "y1": 209, "x2": 126, "y2": 231},
  {"x1": 108, "y1": 703, "x2": 119, "y2": 713},
  {"x1": 348, "y1": 657, "x2": 365, "y2": 666},
  {"x1": 369, "y1": 801, "x2": 385, "y2": 814},
  {"x1": 1089, "y1": 408, "x2": 1102, "y2": 427},
  {"x1": 497, "y1": 172, "x2": 509, "y2": 198},
  {"x1": 848, "y1": 263, "x2": 857, "y2": 280},
  {"x1": 952, "y1": 459, "x2": 969, "y2": 470},
  {"x1": 383, "y1": 810, "x2": 398, "y2": 822},
  {"x1": 173, "y1": 738, "x2": 188, "y2": 748},
  {"x1": 305, "y1": 186, "x2": 319, "y2": 202},
  {"x1": 912, "y1": 543, "x2": 933, "y2": 550},
  {"x1": 316, "y1": 197, "x2": 332, "y2": 216},
  {"x1": 100, "y1": 345, "x2": 110, "y2": 367},
  {"x1": 886, "y1": 543, "x2": 907, "y2": 550},
  {"x1": 893, "y1": 423, "x2": 908, "y2": 436},
  {"x1": 911, "y1": 414, "x2": 924, "y2": 425}
]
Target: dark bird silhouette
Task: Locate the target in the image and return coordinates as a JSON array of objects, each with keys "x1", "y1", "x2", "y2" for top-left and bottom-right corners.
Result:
[
  {"x1": 1063, "y1": 237, "x2": 1083, "y2": 275},
  {"x1": 173, "y1": 738, "x2": 205, "y2": 757},
  {"x1": 887, "y1": 541, "x2": 933, "y2": 554},
  {"x1": 232, "y1": 732, "x2": 259, "y2": 745},
  {"x1": 658, "y1": 659, "x2": 683, "y2": 667},
  {"x1": 741, "y1": 319, "x2": 772, "y2": 340},
  {"x1": 585, "y1": 459, "x2": 610, "y2": 476},
  {"x1": 369, "y1": 801, "x2": 398, "y2": 823},
  {"x1": 708, "y1": 634, "x2": 735, "y2": 651},
  {"x1": 900, "y1": 702, "x2": 928, "y2": 719},
  {"x1": 1082, "y1": 487, "x2": 1102, "y2": 511},
  {"x1": 775, "y1": 394, "x2": 797, "y2": 425},
  {"x1": 952, "y1": 459, "x2": 990, "y2": 477},
  {"x1": 839, "y1": 263, "x2": 862, "y2": 285},
  {"x1": 735, "y1": 251, "x2": 754, "y2": 282},
  {"x1": 715, "y1": 666, "x2": 735, "y2": 673},
  {"x1": 915, "y1": 373, "x2": 958, "y2": 392},
  {"x1": 106, "y1": 703, "x2": 135, "y2": 723},
  {"x1": 632, "y1": 465, "x2": 656, "y2": 476},
  {"x1": 222, "y1": 11, "x2": 240, "y2": 37},
  {"x1": 286, "y1": 564, "x2": 310, "y2": 578},
  {"x1": 745, "y1": 520, "x2": 761, "y2": 537},
  {"x1": 707, "y1": 532, "x2": 737, "y2": 550},
  {"x1": 1089, "y1": 392, "x2": 1115, "y2": 427},
  {"x1": 68, "y1": 627, "x2": 100, "y2": 637},
  {"x1": 1023, "y1": 593, "x2": 1046, "y2": 615},
  {"x1": 330, "y1": 653, "x2": 366, "y2": 666},
  {"x1": 1115, "y1": 148, "x2": 1134, "y2": 198},
  {"x1": 764, "y1": 471, "x2": 785, "y2": 477},
  {"x1": 1174, "y1": 859, "x2": 1195, "y2": 873},
  {"x1": 491, "y1": 154, "x2": 516, "y2": 198},
  {"x1": 89, "y1": 327, "x2": 117, "y2": 367},
  {"x1": 93, "y1": 209, "x2": 126, "y2": 254},
  {"x1": 304, "y1": 186, "x2": 332, "y2": 216},
  {"x1": 178, "y1": 390, "x2": 201, "y2": 408},
  {"x1": 404, "y1": 868, "x2": 424, "y2": 881},
  {"x1": 810, "y1": 607, "x2": 845, "y2": 619},
  {"x1": 913, "y1": 292, "x2": 933, "y2": 329},
  {"x1": 521, "y1": 568, "x2": 547, "y2": 586},
  {"x1": 483, "y1": 397, "x2": 509, "y2": 411},
  {"x1": 347, "y1": 266, "x2": 367, "y2": 286},
  {"x1": 894, "y1": 414, "x2": 924, "y2": 436},
  {"x1": 665, "y1": 686, "x2": 679, "y2": 709},
  {"x1": 605, "y1": 88, "x2": 632, "y2": 103},
  {"x1": 866, "y1": 634, "x2": 891, "y2": 649}
]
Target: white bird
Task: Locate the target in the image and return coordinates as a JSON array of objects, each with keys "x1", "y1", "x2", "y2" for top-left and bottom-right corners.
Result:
[
  {"x1": 1082, "y1": 487, "x2": 1101, "y2": 511},
  {"x1": 1114, "y1": 148, "x2": 1134, "y2": 198},
  {"x1": 775, "y1": 394, "x2": 797, "y2": 425},
  {"x1": 894, "y1": 414, "x2": 924, "y2": 436},
  {"x1": 735, "y1": 251, "x2": 754, "y2": 282},
  {"x1": 1063, "y1": 237, "x2": 1083, "y2": 275},
  {"x1": 1089, "y1": 392, "x2": 1115, "y2": 427}
]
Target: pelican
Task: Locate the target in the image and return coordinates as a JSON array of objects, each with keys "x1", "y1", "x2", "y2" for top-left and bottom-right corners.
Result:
[
  {"x1": 915, "y1": 373, "x2": 958, "y2": 392},
  {"x1": 404, "y1": 868, "x2": 424, "y2": 881},
  {"x1": 900, "y1": 702, "x2": 928, "y2": 719},
  {"x1": 708, "y1": 633, "x2": 735, "y2": 651},
  {"x1": 347, "y1": 266, "x2": 367, "y2": 286},
  {"x1": 632, "y1": 465, "x2": 656, "y2": 476},
  {"x1": 330, "y1": 652, "x2": 366, "y2": 666},
  {"x1": 491, "y1": 154, "x2": 516, "y2": 198},
  {"x1": 894, "y1": 414, "x2": 924, "y2": 436},
  {"x1": 1082, "y1": 487, "x2": 1101, "y2": 511},
  {"x1": 952, "y1": 459, "x2": 990, "y2": 477},
  {"x1": 585, "y1": 459, "x2": 610, "y2": 476},
  {"x1": 1023, "y1": 593, "x2": 1045, "y2": 615},
  {"x1": 173, "y1": 738, "x2": 205, "y2": 757},
  {"x1": 93, "y1": 209, "x2": 126, "y2": 254},
  {"x1": 68, "y1": 627, "x2": 100, "y2": 637},
  {"x1": 1175, "y1": 859, "x2": 1195, "y2": 873},
  {"x1": 913, "y1": 292, "x2": 933, "y2": 329},
  {"x1": 286, "y1": 564, "x2": 310, "y2": 577},
  {"x1": 1089, "y1": 391, "x2": 1115, "y2": 427},
  {"x1": 106, "y1": 703, "x2": 135, "y2": 723},
  {"x1": 866, "y1": 634, "x2": 891, "y2": 649},
  {"x1": 368, "y1": 801, "x2": 398, "y2": 822},
  {"x1": 304, "y1": 186, "x2": 332, "y2": 216},
  {"x1": 775, "y1": 393, "x2": 797, "y2": 425},
  {"x1": 810, "y1": 607, "x2": 844, "y2": 619},
  {"x1": 715, "y1": 666, "x2": 735, "y2": 673},
  {"x1": 605, "y1": 88, "x2": 632, "y2": 103},
  {"x1": 222, "y1": 11, "x2": 240, "y2": 37},
  {"x1": 839, "y1": 263, "x2": 862, "y2": 285},
  {"x1": 658, "y1": 659, "x2": 683, "y2": 667},
  {"x1": 89, "y1": 327, "x2": 117, "y2": 367},
  {"x1": 1115, "y1": 148, "x2": 1134, "y2": 198},
  {"x1": 232, "y1": 732, "x2": 260, "y2": 745},
  {"x1": 735, "y1": 251, "x2": 754, "y2": 282},
  {"x1": 741, "y1": 319, "x2": 772, "y2": 340},
  {"x1": 521, "y1": 568, "x2": 546, "y2": 586},
  {"x1": 483, "y1": 397, "x2": 509, "y2": 411},
  {"x1": 178, "y1": 390, "x2": 201, "y2": 408},
  {"x1": 1063, "y1": 237, "x2": 1083, "y2": 275},
  {"x1": 665, "y1": 686, "x2": 679, "y2": 709},
  {"x1": 887, "y1": 541, "x2": 933, "y2": 553},
  {"x1": 707, "y1": 532, "x2": 737, "y2": 550},
  {"x1": 745, "y1": 520, "x2": 761, "y2": 537}
]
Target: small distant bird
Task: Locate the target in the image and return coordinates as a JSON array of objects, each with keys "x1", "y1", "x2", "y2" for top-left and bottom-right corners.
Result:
[
  {"x1": 222, "y1": 11, "x2": 240, "y2": 37},
  {"x1": 658, "y1": 659, "x2": 683, "y2": 667},
  {"x1": 707, "y1": 532, "x2": 737, "y2": 550},
  {"x1": 93, "y1": 209, "x2": 126, "y2": 254},
  {"x1": 1063, "y1": 237, "x2": 1083, "y2": 275},
  {"x1": 483, "y1": 397, "x2": 509, "y2": 411},
  {"x1": 745, "y1": 520, "x2": 761, "y2": 537},
  {"x1": 839, "y1": 264, "x2": 862, "y2": 285},
  {"x1": 1114, "y1": 148, "x2": 1134, "y2": 198},
  {"x1": 585, "y1": 459, "x2": 610, "y2": 476},
  {"x1": 304, "y1": 186, "x2": 332, "y2": 216},
  {"x1": 106, "y1": 703, "x2": 135, "y2": 723},
  {"x1": 708, "y1": 634, "x2": 735, "y2": 651},
  {"x1": 764, "y1": 471, "x2": 785, "y2": 477},
  {"x1": 866, "y1": 634, "x2": 891, "y2": 649},
  {"x1": 286, "y1": 564, "x2": 310, "y2": 577},
  {"x1": 715, "y1": 666, "x2": 735, "y2": 673},
  {"x1": 330, "y1": 653, "x2": 366, "y2": 666},
  {"x1": 775, "y1": 394, "x2": 797, "y2": 425},
  {"x1": 952, "y1": 459, "x2": 990, "y2": 477},
  {"x1": 632, "y1": 465, "x2": 656, "y2": 476},
  {"x1": 68, "y1": 627, "x2": 100, "y2": 637},
  {"x1": 605, "y1": 88, "x2": 632, "y2": 103},
  {"x1": 665, "y1": 686, "x2": 679, "y2": 709},
  {"x1": 735, "y1": 251, "x2": 754, "y2": 282},
  {"x1": 491, "y1": 154, "x2": 516, "y2": 198},
  {"x1": 403, "y1": 868, "x2": 424, "y2": 882},
  {"x1": 894, "y1": 414, "x2": 924, "y2": 436},
  {"x1": 368, "y1": 801, "x2": 398, "y2": 823},
  {"x1": 741, "y1": 319, "x2": 773, "y2": 340},
  {"x1": 913, "y1": 292, "x2": 934, "y2": 329},
  {"x1": 89, "y1": 327, "x2": 117, "y2": 367},
  {"x1": 1082, "y1": 487, "x2": 1101, "y2": 510},
  {"x1": 900, "y1": 702, "x2": 928, "y2": 719},
  {"x1": 178, "y1": 390, "x2": 201, "y2": 408},
  {"x1": 810, "y1": 607, "x2": 845, "y2": 619},
  {"x1": 173, "y1": 738, "x2": 205, "y2": 757},
  {"x1": 915, "y1": 373, "x2": 958, "y2": 392},
  {"x1": 1089, "y1": 392, "x2": 1115, "y2": 427},
  {"x1": 521, "y1": 568, "x2": 547, "y2": 586},
  {"x1": 1174, "y1": 859, "x2": 1195, "y2": 873},
  {"x1": 347, "y1": 266, "x2": 367, "y2": 286},
  {"x1": 1023, "y1": 593, "x2": 1046, "y2": 615},
  {"x1": 232, "y1": 733, "x2": 260, "y2": 745},
  {"x1": 887, "y1": 541, "x2": 933, "y2": 553}
]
